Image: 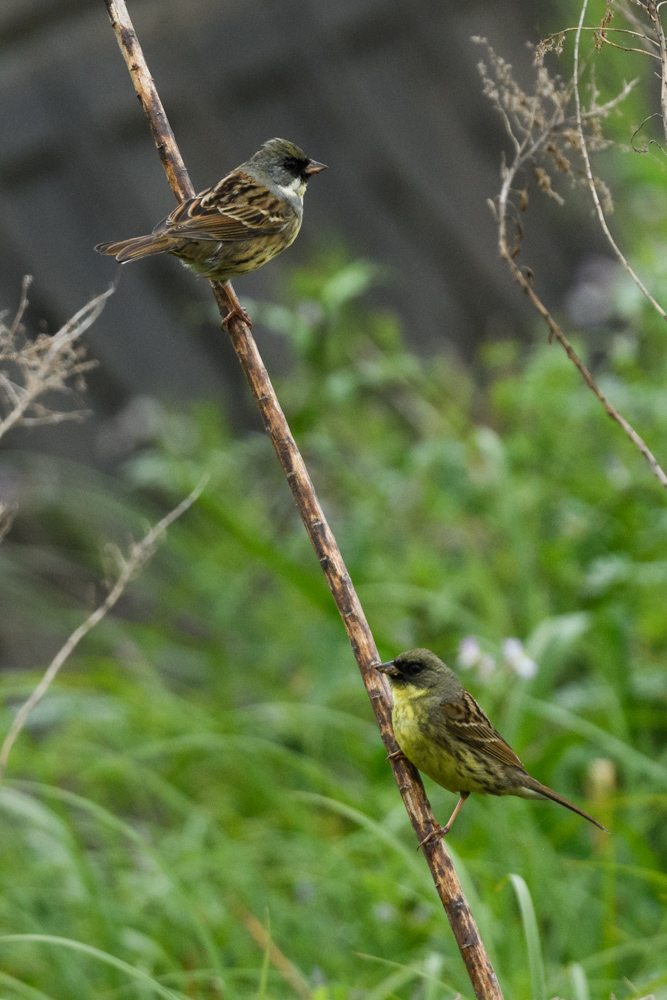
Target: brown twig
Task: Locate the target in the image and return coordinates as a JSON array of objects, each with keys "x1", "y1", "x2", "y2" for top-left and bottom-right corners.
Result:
[
  {"x1": 100, "y1": 2, "x2": 503, "y2": 998},
  {"x1": 495, "y1": 208, "x2": 667, "y2": 491},
  {"x1": 540, "y1": 25, "x2": 660, "y2": 56},
  {"x1": 482, "y1": 33, "x2": 667, "y2": 493}
]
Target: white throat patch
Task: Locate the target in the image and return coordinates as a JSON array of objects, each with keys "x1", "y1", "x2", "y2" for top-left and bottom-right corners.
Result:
[{"x1": 276, "y1": 177, "x2": 304, "y2": 202}]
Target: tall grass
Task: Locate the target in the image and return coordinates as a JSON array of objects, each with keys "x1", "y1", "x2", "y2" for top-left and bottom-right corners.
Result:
[{"x1": 1, "y1": 251, "x2": 667, "y2": 999}]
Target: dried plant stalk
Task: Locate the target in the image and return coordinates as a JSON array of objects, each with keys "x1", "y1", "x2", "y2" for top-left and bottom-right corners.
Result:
[
  {"x1": 100, "y1": 2, "x2": 503, "y2": 997},
  {"x1": 477, "y1": 31, "x2": 667, "y2": 492},
  {"x1": 573, "y1": 0, "x2": 666, "y2": 321},
  {"x1": 0, "y1": 475, "x2": 208, "y2": 787},
  {"x1": 0, "y1": 279, "x2": 114, "y2": 545},
  {"x1": 0, "y1": 279, "x2": 114, "y2": 442},
  {"x1": 237, "y1": 906, "x2": 312, "y2": 1000}
]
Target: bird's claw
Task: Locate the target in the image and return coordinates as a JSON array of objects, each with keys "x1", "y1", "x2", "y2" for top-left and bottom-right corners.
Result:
[
  {"x1": 417, "y1": 824, "x2": 449, "y2": 852},
  {"x1": 221, "y1": 302, "x2": 251, "y2": 331},
  {"x1": 384, "y1": 748, "x2": 407, "y2": 764}
]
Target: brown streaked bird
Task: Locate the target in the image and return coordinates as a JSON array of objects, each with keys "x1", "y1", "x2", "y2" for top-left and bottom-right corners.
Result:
[
  {"x1": 95, "y1": 138, "x2": 327, "y2": 327},
  {"x1": 376, "y1": 648, "x2": 607, "y2": 846}
]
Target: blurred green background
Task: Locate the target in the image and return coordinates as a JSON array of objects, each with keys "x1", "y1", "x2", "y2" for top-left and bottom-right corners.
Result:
[{"x1": 2, "y1": 4, "x2": 667, "y2": 1000}]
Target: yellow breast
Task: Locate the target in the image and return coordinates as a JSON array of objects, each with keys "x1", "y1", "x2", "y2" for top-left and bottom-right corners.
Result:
[{"x1": 391, "y1": 686, "x2": 474, "y2": 794}]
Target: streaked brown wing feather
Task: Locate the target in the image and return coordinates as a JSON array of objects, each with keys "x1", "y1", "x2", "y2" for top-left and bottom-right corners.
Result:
[
  {"x1": 155, "y1": 170, "x2": 293, "y2": 242},
  {"x1": 442, "y1": 692, "x2": 524, "y2": 769}
]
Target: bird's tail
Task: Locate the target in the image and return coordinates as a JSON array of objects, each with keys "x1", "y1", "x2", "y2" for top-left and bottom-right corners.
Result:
[
  {"x1": 522, "y1": 776, "x2": 608, "y2": 832},
  {"x1": 95, "y1": 234, "x2": 175, "y2": 263}
]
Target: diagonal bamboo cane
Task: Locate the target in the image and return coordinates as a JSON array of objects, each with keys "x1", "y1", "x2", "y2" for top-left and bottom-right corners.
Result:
[{"x1": 100, "y1": 3, "x2": 503, "y2": 996}]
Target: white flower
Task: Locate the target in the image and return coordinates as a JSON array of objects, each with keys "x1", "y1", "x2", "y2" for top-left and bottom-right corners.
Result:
[
  {"x1": 457, "y1": 637, "x2": 496, "y2": 678},
  {"x1": 512, "y1": 653, "x2": 538, "y2": 679},
  {"x1": 458, "y1": 636, "x2": 481, "y2": 669},
  {"x1": 502, "y1": 637, "x2": 537, "y2": 678},
  {"x1": 478, "y1": 653, "x2": 496, "y2": 679},
  {"x1": 502, "y1": 637, "x2": 523, "y2": 663},
  {"x1": 373, "y1": 903, "x2": 397, "y2": 923}
]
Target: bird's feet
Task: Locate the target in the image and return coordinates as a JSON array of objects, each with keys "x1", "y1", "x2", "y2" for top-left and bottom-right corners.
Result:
[
  {"x1": 384, "y1": 748, "x2": 407, "y2": 764},
  {"x1": 417, "y1": 823, "x2": 450, "y2": 852},
  {"x1": 221, "y1": 282, "x2": 251, "y2": 331},
  {"x1": 221, "y1": 301, "x2": 251, "y2": 331},
  {"x1": 416, "y1": 793, "x2": 469, "y2": 850}
]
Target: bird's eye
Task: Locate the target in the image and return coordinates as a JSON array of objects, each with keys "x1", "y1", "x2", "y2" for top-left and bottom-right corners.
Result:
[
  {"x1": 402, "y1": 661, "x2": 423, "y2": 676},
  {"x1": 284, "y1": 156, "x2": 298, "y2": 171}
]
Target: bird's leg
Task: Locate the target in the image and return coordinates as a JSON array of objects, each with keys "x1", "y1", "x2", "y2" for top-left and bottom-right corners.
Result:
[
  {"x1": 417, "y1": 793, "x2": 470, "y2": 851},
  {"x1": 221, "y1": 282, "x2": 251, "y2": 330},
  {"x1": 384, "y1": 748, "x2": 407, "y2": 764}
]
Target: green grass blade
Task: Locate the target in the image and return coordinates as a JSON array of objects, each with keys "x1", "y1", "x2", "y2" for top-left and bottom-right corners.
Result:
[
  {"x1": 570, "y1": 962, "x2": 590, "y2": 1000},
  {"x1": 364, "y1": 966, "x2": 420, "y2": 1000},
  {"x1": 0, "y1": 935, "x2": 188, "y2": 1000},
  {"x1": 525, "y1": 697, "x2": 667, "y2": 788},
  {"x1": 0, "y1": 971, "x2": 57, "y2": 1000},
  {"x1": 131, "y1": 732, "x2": 339, "y2": 790},
  {"x1": 569, "y1": 858, "x2": 667, "y2": 891},
  {"x1": 423, "y1": 953, "x2": 445, "y2": 1000},
  {"x1": 355, "y1": 951, "x2": 462, "y2": 998},
  {"x1": 579, "y1": 933, "x2": 667, "y2": 970},
  {"x1": 293, "y1": 791, "x2": 425, "y2": 879},
  {"x1": 255, "y1": 913, "x2": 272, "y2": 1000},
  {"x1": 509, "y1": 875, "x2": 546, "y2": 1000},
  {"x1": 10, "y1": 781, "x2": 226, "y2": 978},
  {"x1": 12, "y1": 780, "x2": 150, "y2": 848}
]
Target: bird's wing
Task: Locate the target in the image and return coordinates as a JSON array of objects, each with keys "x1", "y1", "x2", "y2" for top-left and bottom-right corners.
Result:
[
  {"x1": 441, "y1": 692, "x2": 525, "y2": 769},
  {"x1": 155, "y1": 170, "x2": 294, "y2": 242}
]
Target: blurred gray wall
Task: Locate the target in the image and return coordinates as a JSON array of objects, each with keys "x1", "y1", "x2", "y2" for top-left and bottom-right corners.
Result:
[{"x1": 0, "y1": 0, "x2": 598, "y2": 463}]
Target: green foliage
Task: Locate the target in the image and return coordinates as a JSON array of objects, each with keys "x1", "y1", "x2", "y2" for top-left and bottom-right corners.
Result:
[
  {"x1": 509, "y1": 875, "x2": 546, "y2": 1000},
  {"x1": 2, "y1": 249, "x2": 667, "y2": 1000}
]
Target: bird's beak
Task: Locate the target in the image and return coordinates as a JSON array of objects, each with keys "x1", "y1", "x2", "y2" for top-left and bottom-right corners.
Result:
[
  {"x1": 376, "y1": 660, "x2": 400, "y2": 676},
  {"x1": 304, "y1": 159, "x2": 327, "y2": 175}
]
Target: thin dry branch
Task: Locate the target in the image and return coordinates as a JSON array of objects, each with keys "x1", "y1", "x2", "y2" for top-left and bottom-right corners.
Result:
[
  {"x1": 480, "y1": 36, "x2": 667, "y2": 492},
  {"x1": 538, "y1": 26, "x2": 659, "y2": 60},
  {"x1": 574, "y1": 0, "x2": 667, "y2": 321},
  {"x1": 0, "y1": 476, "x2": 209, "y2": 787},
  {"x1": 100, "y1": 3, "x2": 502, "y2": 998},
  {"x1": 237, "y1": 906, "x2": 312, "y2": 1000},
  {"x1": 0, "y1": 280, "x2": 114, "y2": 442},
  {"x1": 647, "y1": 0, "x2": 667, "y2": 139}
]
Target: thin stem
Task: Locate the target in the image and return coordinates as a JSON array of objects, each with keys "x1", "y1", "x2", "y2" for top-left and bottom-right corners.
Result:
[
  {"x1": 574, "y1": 0, "x2": 667, "y2": 321},
  {"x1": 9, "y1": 276, "x2": 32, "y2": 339},
  {"x1": 490, "y1": 38, "x2": 667, "y2": 493},
  {"x1": 0, "y1": 284, "x2": 113, "y2": 442},
  {"x1": 647, "y1": 0, "x2": 667, "y2": 140},
  {"x1": 99, "y1": 3, "x2": 503, "y2": 998},
  {"x1": 496, "y1": 202, "x2": 667, "y2": 490},
  {"x1": 237, "y1": 906, "x2": 312, "y2": 1000},
  {"x1": 0, "y1": 476, "x2": 209, "y2": 787},
  {"x1": 580, "y1": 79, "x2": 639, "y2": 117},
  {"x1": 541, "y1": 26, "x2": 659, "y2": 49}
]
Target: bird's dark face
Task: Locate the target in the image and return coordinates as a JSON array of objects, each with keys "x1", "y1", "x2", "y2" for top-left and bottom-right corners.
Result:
[
  {"x1": 376, "y1": 648, "x2": 450, "y2": 691},
  {"x1": 252, "y1": 139, "x2": 327, "y2": 189}
]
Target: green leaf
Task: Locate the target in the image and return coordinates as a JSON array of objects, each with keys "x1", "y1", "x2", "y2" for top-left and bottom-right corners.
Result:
[
  {"x1": 509, "y1": 875, "x2": 546, "y2": 1000},
  {"x1": 569, "y1": 962, "x2": 590, "y2": 1000}
]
